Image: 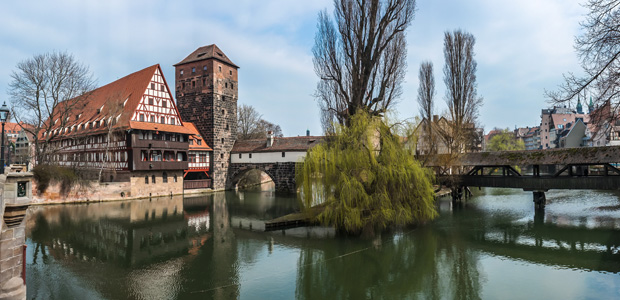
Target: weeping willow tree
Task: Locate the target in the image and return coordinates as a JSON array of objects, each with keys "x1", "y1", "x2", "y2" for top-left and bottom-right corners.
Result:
[{"x1": 297, "y1": 111, "x2": 437, "y2": 234}]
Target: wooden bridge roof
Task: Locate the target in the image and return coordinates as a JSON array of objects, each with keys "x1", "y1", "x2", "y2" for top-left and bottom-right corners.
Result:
[{"x1": 424, "y1": 146, "x2": 620, "y2": 167}]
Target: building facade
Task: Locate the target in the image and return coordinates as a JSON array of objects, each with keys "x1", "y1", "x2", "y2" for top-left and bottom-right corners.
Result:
[
  {"x1": 42, "y1": 65, "x2": 193, "y2": 197},
  {"x1": 175, "y1": 45, "x2": 238, "y2": 190},
  {"x1": 184, "y1": 122, "x2": 213, "y2": 189}
]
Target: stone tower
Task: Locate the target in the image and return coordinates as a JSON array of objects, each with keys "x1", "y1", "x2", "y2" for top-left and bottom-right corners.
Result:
[{"x1": 175, "y1": 45, "x2": 238, "y2": 190}]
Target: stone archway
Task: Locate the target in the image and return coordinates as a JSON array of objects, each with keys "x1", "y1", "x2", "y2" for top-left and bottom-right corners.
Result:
[{"x1": 227, "y1": 162, "x2": 297, "y2": 193}]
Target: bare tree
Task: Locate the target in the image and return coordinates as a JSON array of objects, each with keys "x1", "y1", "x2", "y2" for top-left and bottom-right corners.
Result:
[
  {"x1": 417, "y1": 61, "x2": 436, "y2": 155},
  {"x1": 313, "y1": 0, "x2": 416, "y2": 126},
  {"x1": 547, "y1": 0, "x2": 620, "y2": 129},
  {"x1": 443, "y1": 30, "x2": 483, "y2": 154},
  {"x1": 237, "y1": 104, "x2": 263, "y2": 140},
  {"x1": 237, "y1": 104, "x2": 284, "y2": 140},
  {"x1": 8, "y1": 51, "x2": 95, "y2": 165}
]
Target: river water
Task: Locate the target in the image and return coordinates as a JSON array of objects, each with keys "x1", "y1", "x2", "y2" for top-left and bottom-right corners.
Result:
[{"x1": 24, "y1": 186, "x2": 620, "y2": 299}]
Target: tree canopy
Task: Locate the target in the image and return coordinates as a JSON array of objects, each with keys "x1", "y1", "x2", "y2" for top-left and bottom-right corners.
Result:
[
  {"x1": 487, "y1": 129, "x2": 525, "y2": 152},
  {"x1": 547, "y1": 0, "x2": 620, "y2": 126},
  {"x1": 297, "y1": 110, "x2": 437, "y2": 235},
  {"x1": 313, "y1": 0, "x2": 416, "y2": 130}
]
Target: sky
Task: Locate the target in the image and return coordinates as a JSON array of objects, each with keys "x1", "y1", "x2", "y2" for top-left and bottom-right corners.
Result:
[{"x1": 0, "y1": 0, "x2": 587, "y2": 136}]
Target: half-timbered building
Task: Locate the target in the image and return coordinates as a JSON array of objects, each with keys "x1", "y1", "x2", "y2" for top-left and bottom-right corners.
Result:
[
  {"x1": 41, "y1": 64, "x2": 195, "y2": 197},
  {"x1": 184, "y1": 122, "x2": 213, "y2": 190}
]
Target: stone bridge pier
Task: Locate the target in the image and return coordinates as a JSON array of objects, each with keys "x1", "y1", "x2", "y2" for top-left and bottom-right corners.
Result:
[
  {"x1": 227, "y1": 162, "x2": 298, "y2": 193},
  {"x1": 1, "y1": 172, "x2": 34, "y2": 300}
]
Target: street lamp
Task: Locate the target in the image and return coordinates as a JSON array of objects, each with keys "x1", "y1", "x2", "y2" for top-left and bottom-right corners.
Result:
[{"x1": 0, "y1": 102, "x2": 10, "y2": 174}]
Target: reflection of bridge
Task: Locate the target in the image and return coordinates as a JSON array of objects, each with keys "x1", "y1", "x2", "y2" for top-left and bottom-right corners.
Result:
[{"x1": 427, "y1": 146, "x2": 620, "y2": 207}]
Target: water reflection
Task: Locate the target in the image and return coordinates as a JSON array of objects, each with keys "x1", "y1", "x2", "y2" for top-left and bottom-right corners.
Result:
[{"x1": 24, "y1": 187, "x2": 620, "y2": 299}]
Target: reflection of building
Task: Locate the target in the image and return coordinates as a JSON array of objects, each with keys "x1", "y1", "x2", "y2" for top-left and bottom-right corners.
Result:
[
  {"x1": 28, "y1": 196, "x2": 212, "y2": 266},
  {"x1": 40, "y1": 65, "x2": 194, "y2": 197}
]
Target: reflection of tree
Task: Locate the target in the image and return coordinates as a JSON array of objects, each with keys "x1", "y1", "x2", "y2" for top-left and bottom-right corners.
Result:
[{"x1": 295, "y1": 226, "x2": 481, "y2": 299}]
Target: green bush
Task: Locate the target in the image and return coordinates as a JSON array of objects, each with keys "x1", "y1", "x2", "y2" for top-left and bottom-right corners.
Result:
[{"x1": 32, "y1": 164, "x2": 80, "y2": 196}]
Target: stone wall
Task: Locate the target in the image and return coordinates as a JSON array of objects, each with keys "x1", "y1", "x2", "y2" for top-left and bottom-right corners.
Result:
[
  {"x1": 228, "y1": 162, "x2": 298, "y2": 193},
  {"x1": 176, "y1": 54, "x2": 238, "y2": 191},
  {"x1": 129, "y1": 170, "x2": 184, "y2": 198}
]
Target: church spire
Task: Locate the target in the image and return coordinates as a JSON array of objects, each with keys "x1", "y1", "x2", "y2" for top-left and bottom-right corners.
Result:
[{"x1": 576, "y1": 94, "x2": 583, "y2": 114}]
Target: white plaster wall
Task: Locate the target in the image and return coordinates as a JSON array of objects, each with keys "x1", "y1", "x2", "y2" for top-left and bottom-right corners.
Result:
[{"x1": 231, "y1": 151, "x2": 306, "y2": 163}]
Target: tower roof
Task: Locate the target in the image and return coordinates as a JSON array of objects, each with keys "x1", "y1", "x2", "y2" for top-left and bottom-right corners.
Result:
[{"x1": 174, "y1": 44, "x2": 238, "y2": 68}]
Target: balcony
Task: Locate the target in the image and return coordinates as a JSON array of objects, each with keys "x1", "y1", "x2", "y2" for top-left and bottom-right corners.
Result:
[
  {"x1": 132, "y1": 137, "x2": 188, "y2": 150},
  {"x1": 133, "y1": 160, "x2": 188, "y2": 171}
]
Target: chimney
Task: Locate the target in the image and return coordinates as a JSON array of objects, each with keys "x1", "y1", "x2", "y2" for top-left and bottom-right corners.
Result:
[
  {"x1": 306, "y1": 129, "x2": 310, "y2": 137},
  {"x1": 266, "y1": 131, "x2": 274, "y2": 147},
  {"x1": 432, "y1": 115, "x2": 439, "y2": 123}
]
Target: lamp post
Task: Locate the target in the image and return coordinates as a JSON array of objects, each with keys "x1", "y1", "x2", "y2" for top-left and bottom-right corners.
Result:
[{"x1": 0, "y1": 102, "x2": 9, "y2": 174}]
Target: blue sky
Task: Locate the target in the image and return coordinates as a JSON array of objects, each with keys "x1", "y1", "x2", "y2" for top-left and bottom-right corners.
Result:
[{"x1": 0, "y1": 0, "x2": 586, "y2": 136}]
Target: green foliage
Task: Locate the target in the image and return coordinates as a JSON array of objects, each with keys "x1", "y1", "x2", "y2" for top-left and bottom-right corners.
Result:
[
  {"x1": 297, "y1": 111, "x2": 437, "y2": 235},
  {"x1": 32, "y1": 164, "x2": 80, "y2": 195},
  {"x1": 487, "y1": 129, "x2": 525, "y2": 152}
]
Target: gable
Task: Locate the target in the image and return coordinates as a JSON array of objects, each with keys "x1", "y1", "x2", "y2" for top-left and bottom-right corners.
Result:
[{"x1": 130, "y1": 67, "x2": 183, "y2": 127}]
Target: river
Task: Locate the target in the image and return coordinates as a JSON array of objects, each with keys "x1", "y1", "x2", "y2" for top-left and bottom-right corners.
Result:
[{"x1": 24, "y1": 186, "x2": 620, "y2": 299}]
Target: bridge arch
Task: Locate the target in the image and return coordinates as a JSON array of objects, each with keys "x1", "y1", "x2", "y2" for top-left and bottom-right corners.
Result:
[{"x1": 227, "y1": 162, "x2": 297, "y2": 193}]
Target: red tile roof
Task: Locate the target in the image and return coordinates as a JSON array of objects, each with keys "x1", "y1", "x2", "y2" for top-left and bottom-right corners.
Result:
[
  {"x1": 42, "y1": 64, "x2": 194, "y2": 139},
  {"x1": 232, "y1": 136, "x2": 324, "y2": 153},
  {"x1": 174, "y1": 44, "x2": 238, "y2": 68},
  {"x1": 185, "y1": 122, "x2": 212, "y2": 151}
]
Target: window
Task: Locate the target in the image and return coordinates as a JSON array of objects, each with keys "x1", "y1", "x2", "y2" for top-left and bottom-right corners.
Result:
[
  {"x1": 239, "y1": 153, "x2": 242, "y2": 159},
  {"x1": 222, "y1": 109, "x2": 225, "y2": 114},
  {"x1": 162, "y1": 100, "x2": 167, "y2": 108},
  {"x1": 163, "y1": 172, "x2": 168, "y2": 183},
  {"x1": 161, "y1": 85, "x2": 165, "y2": 91},
  {"x1": 231, "y1": 83, "x2": 234, "y2": 89},
  {"x1": 150, "y1": 116, "x2": 155, "y2": 123},
  {"x1": 282, "y1": 152, "x2": 286, "y2": 157},
  {"x1": 219, "y1": 66, "x2": 222, "y2": 72},
  {"x1": 225, "y1": 83, "x2": 228, "y2": 88},
  {"x1": 220, "y1": 153, "x2": 224, "y2": 159},
  {"x1": 152, "y1": 175, "x2": 156, "y2": 184},
  {"x1": 182, "y1": 82, "x2": 185, "y2": 89},
  {"x1": 203, "y1": 66, "x2": 207, "y2": 71},
  {"x1": 151, "y1": 83, "x2": 155, "y2": 89},
  {"x1": 149, "y1": 98, "x2": 154, "y2": 105},
  {"x1": 192, "y1": 81, "x2": 195, "y2": 87},
  {"x1": 202, "y1": 78, "x2": 206, "y2": 85},
  {"x1": 197, "y1": 140, "x2": 202, "y2": 145},
  {"x1": 221, "y1": 138, "x2": 224, "y2": 144},
  {"x1": 229, "y1": 70, "x2": 232, "y2": 75},
  {"x1": 170, "y1": 117, "x2": 175, "y2": 125},
  {"x1": 180, "y1": 70, "x2": 184, "y2": 75},
  {"x1": 145, "y1": 176, "x2": 149, "y2": 184},
  {"x1": 249, "y1": 153, "x2": 252, "y2": 158},
  {"x1": 174, "y1": 175, "x2": 178, "y2": 182},
  {"x1": 161, "y1": 116, "x2": 165, "y2": 124},
  {"x1": 192, "y1": 67, "x2": 196, "y2": 73}
]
